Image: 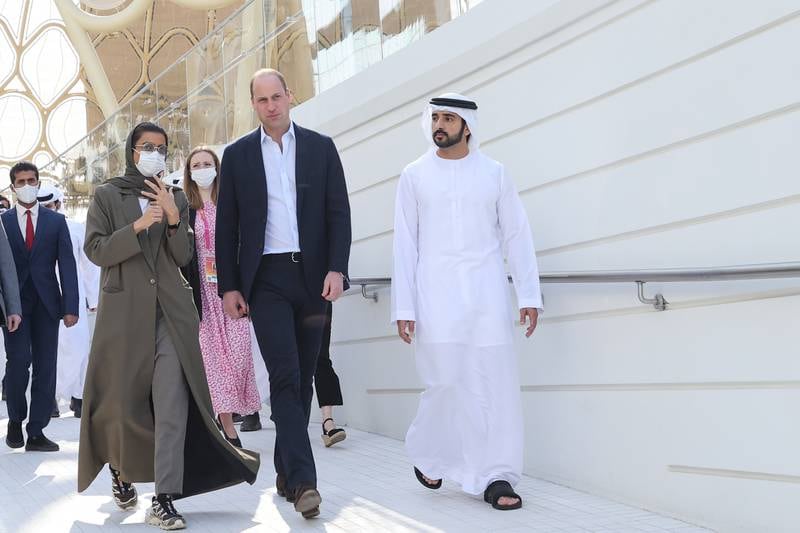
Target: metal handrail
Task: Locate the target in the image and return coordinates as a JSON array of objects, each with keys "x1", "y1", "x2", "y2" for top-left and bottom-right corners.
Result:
[{"x1": 348, "y1": 262, "x2": 800, "y2": 311}]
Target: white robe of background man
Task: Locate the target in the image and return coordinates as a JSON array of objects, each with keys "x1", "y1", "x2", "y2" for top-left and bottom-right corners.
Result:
[
  {"x1": 56, "y1": 216, "x2": 100, "y2": 401},
  {"x1": 391, "y1": 95, "x2": 542, "y2": 495}
]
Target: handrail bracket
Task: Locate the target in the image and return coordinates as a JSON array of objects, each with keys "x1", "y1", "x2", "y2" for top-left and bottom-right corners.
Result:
[
  {"x1": 636, "y1": 281, "x2": 667, "y2": 311},
  {"x1": 361, "y1": 284, "x2": 379, "y2": 302}
]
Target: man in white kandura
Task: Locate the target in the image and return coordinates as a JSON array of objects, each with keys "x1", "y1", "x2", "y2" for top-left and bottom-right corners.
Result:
[
  {"x1": 391, "y1": 93, "x2": 542, "y2": 511},
  {"x1": 37, "y1": 183, "x2": 100, "y2": 418}
]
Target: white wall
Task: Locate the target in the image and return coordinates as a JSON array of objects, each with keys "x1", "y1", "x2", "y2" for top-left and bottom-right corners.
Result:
[{"x1": 294, "y1": 1, "x2": 800, "y2": 531}]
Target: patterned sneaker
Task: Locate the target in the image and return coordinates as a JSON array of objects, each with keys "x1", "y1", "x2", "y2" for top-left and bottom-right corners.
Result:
[
  {"x1": 109, "y1": 466, "x2": 138, "y2": 510},
  {"x1": 146, "y1": 494, "x2": 187, "y2": 530}
]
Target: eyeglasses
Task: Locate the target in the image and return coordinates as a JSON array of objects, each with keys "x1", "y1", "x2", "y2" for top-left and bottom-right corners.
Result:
[{"x1": 134, "y1": 142, "x2": 168, "y2": 156}]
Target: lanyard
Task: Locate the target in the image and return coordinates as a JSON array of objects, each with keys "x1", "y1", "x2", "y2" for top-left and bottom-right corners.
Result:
[{"x1": 198, "y1": 208, "x2": 212, "y2": 250}]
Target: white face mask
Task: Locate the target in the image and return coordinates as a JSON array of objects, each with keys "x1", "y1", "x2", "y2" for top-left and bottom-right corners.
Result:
[
  {"x1": 135, "y1": 151, "x2": 166, "y2": 178},
  {"x1": 14, "y1": 184, "x2": 39, "y2": 204},
  {"x1": 191, "y1": 167, "x2": 217, "y2": 188}
]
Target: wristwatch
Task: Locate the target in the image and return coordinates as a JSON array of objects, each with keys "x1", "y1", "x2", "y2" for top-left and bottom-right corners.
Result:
[{"x1": 168, "y1": 220, "x2": 180, "y2": 230}]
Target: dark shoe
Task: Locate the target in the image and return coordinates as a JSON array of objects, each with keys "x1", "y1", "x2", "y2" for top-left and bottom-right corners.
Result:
[
  {"x1": 224, "y1": 434, "x2": 242, "y2": 448},
  {"x1": 293, "y1": 487, "x2": 321, "y2": 519},
  {"x1": 146, "y1": 494, "x2": 186, "y2": 530},
  {"x1": 110, "y1": 465, "x2": 138, "y2": 510},
  {"x1": 321, "y1": 418, "x2": 346, "y2": 447},
  {"x1": 51, "y1": 400, "x2": 60, "y2": 418},
  {"x1": 483, "y1": 480, "x2": 523, "y2": 510},
  {"x1": 232, "y1": 413, "x2": 243, "y2": 423},
  {"x1": 240, "y1": 413, "x2": 262, "y2": 432},
  {"x1": 71, "y1": 397, "x2": 82, "y2": 418},
  {"x1": 414, "y1": 466, "x2": 442, "y2": 489},
  {"x1": 1, "y1": 382, "x2": 5, "y2": 402},
  {"x1": 276, "y1": 474, "x2": 295, "y2": 502},
  {"x1": 5, "y1": 421, "x2": 24, "y2": 448},
  {"x1": 25, "y1": 433, "x2": 59, "y2": 452}
]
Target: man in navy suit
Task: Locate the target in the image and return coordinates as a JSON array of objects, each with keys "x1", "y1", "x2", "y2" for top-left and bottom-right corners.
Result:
[
  {"x1": 216, "y1": 69, "x2": 351, "y2": 519},
  {"x1": 2, "y1": 162, "x2": 79, "y2": 452}
]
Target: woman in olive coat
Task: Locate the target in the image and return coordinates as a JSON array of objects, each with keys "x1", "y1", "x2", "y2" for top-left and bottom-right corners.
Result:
[{"x1": 78, "y1": 122, "x2": 259, "y2": 529}]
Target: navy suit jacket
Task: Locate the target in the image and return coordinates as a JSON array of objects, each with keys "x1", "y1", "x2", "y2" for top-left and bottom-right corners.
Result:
[
  {"x1": 216, "y1": 124, "x2": 351, "y2": 302},
  {"x1": 1, "y1": 206, "x2": 79, "y2": 321}
]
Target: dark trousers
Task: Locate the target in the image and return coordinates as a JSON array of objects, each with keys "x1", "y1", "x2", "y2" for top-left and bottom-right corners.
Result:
[
  {"x1": 2, "y1": 282, "x2": 59, "y2": 436},
  {"x1": 314, "y1": 306, "x2": 343, "y2": 408},
  {"x1": 249, "y1": 256, "x2": 328, "y2": 490}
]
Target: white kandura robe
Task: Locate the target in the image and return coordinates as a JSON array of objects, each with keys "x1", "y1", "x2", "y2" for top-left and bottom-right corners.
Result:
[
  {"x1": 56, "y1": 218, "x2": 100, "y2": 401},
  {"x1": 391, "y1": 149, "x2": 542, "y2": 494}
]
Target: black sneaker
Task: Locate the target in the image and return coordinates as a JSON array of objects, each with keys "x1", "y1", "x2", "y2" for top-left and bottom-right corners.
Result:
[
  {"x1": 146, "y1": 494, "x2": 186, "y2": 530},
  {"x1": 5, "y1": 421, "x2": 23, "y2": 448},
  {"x1": 240, "y1": 413, "x2": 262, "y2": 432},
  {"x1": 25, "y1": 433, "x2": 59, "y2": 452},
  {"x1": 110, "y1": 466, "x2": 138, "y2": 510}
]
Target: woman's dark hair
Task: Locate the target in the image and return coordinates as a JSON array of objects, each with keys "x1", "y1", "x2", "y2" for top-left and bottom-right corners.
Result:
[
  {"x1": 131, "y1": 122, "x2": 168, "y2": 149},
  {"x1": 183, "y1": 146, "x2": 220, "y2": 210}
]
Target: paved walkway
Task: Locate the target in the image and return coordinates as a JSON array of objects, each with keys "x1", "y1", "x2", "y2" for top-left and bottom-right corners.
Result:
[{"x1": 0, "y1": 403, "x2": 710, "y2": 532}]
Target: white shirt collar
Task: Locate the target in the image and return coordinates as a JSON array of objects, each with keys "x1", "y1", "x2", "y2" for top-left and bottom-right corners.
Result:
[
  {"x1": 17, "y1": 202, "x2": 39, "y2": 216},
  {"x1": 260, "y1": 122, "x2": 295, "y2": 146}
]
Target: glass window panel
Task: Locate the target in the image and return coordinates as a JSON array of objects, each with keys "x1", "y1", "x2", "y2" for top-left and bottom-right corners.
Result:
[
  {"x1": 381, "y1": 0, "x2": 453, "y2": 58},
  {"x1": 223, "y1": 47, "x2": 265, "y2": 141},
  {"x1": 185, "y1": 30, "x2": 223, "y2": 99},
  {"x1": 187, "y1": 78, "x2": 226, "y2": 148},
  {"x1": 108, "y1": 104, "x2": 132, "y2": 149},
  {"x1": 154, "y1": 56, "x2": 188, "y2": 120},
  {"x1": 130, "y1": 87, "x2": 157, "y2": 125}
]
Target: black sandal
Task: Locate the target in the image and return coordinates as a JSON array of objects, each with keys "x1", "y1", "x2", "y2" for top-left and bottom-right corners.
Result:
[
  {"x1": 321, "y1": 418, "x2": 346, "y2": 447},
  {"x1": 483, "y1": 480, "x2": 522, "y2": 510},
  {"x1": 413, "y1": 467, "x2": 442, "y2": 489}
]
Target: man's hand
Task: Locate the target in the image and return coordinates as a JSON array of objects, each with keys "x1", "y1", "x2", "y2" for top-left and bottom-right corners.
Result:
[
  {"x1": 520, "y1": 308, "x2": 539, "y2": 338},
  {"x1": 142, "y1": 178, "x2": 179, "y2": 225},
  {"x1": 63, "y1": 314, "x2": 79, "y2": 328},
  {"x1": 321, "y1": 271, "x2": 344, "y2": 302},
  {"x1": 6, "y1": 314, "x2": 21, "y2": 333},
  {"x1": 222, "y1": 291, "x2": 249, "y2": 319},
  {"x1": 133, "y1": 204, "x2": 163, "y2": 233},
  {"x1": 397, "y1": 320, "x2": 415, "y2": 344}
]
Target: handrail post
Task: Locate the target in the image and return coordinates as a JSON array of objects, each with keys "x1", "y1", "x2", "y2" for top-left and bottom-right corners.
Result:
[{"x1": 636, "y1": 281, "x2": 667, "y2": 311}]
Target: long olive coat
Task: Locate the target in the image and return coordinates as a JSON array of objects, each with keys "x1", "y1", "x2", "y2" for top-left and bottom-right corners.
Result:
[{"x1": 78, "y1": 182, "x2": 259, "y2": 498}]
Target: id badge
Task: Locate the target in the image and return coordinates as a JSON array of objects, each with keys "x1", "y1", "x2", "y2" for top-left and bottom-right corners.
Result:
[{"x1": 204, "y1": 257, "x2": 218, "y2": 284}]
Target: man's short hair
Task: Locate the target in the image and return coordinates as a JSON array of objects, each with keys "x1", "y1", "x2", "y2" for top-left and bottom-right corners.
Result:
[
  {"x1": 250, "y1": 68, "x2": 288, "y2": 98},
  {"x1": 9, "y1": 161, "x2": 39, "y2": 185}
]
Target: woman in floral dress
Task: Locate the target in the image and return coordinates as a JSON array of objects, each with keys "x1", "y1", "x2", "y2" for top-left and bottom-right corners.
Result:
[{"x1": 182, "y1": 147, "x2": 261, "y2": 447}]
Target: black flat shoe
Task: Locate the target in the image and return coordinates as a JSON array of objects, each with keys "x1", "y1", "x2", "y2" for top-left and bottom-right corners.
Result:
[
  {"x1": 413, "y1": 467, "x2": 442, "y2": 489},
  {"x1": 240, "y1": 413, "x2": 262, "y2": 432},
  {"x1": 70, "y1": 397, "x2": 82, "y2": 418},
  {"x1": 225, "y1": 434, "x2": 242, "y2": 448},
  {"x1": 51, "y1": 401, "x2": 60, "y2": 418},
  {"x1": 25, "y1": 433, "x2": 59, "y2": 452},
  {"x1": 5, "y1": 421, "x2": 23, "y2": 448}
]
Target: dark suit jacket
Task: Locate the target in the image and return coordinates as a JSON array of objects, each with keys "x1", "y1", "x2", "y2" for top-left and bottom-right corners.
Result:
[
  {"x1": 1, "y1": 206, "x2": 79, "y2": 320},
  {"x1": 216, "y1": 124, "x2": 351, "y2": 301}
]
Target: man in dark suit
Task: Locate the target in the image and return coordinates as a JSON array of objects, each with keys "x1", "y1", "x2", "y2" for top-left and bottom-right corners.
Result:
[
  {"x1": 216, "y1": 68, "x2": 351, "y2": 519},
  {"x1": 2, "y1": 162, "x2": 79, "y2": 452}
]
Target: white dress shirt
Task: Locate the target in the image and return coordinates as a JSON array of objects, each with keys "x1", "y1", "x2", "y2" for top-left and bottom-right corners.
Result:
[
  {"x1": 16, "y1": 201, "x2": 39, "y2": 239},
  {"x1": 260, "y1": 123, "x2": 300, "y2": 254}
]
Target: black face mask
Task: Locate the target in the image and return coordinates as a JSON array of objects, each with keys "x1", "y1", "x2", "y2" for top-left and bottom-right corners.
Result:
[{"x1": 432, "y1": 120, "x2": 467, "y2": 148}]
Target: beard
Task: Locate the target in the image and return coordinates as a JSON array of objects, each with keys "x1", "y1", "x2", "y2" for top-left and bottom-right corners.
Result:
[{"x1": 432, "y1": 121, "x2": 467, "y2": 148}]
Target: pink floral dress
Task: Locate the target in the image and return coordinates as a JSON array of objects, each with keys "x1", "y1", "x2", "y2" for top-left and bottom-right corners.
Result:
[{"x1": 195, "y1": 200, "x2": 261, "y2": 415}]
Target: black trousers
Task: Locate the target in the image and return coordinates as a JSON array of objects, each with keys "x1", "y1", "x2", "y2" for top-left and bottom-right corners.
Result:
[
  {"x1": 314, "y1": 305, "x2": 343, "y2": 408},
  {"x1": 249, "y1": 256, "x2": 328, "y2": 490},
  {"x1": 2, "y1": 282, "x2": 59, "y2": 436}
]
